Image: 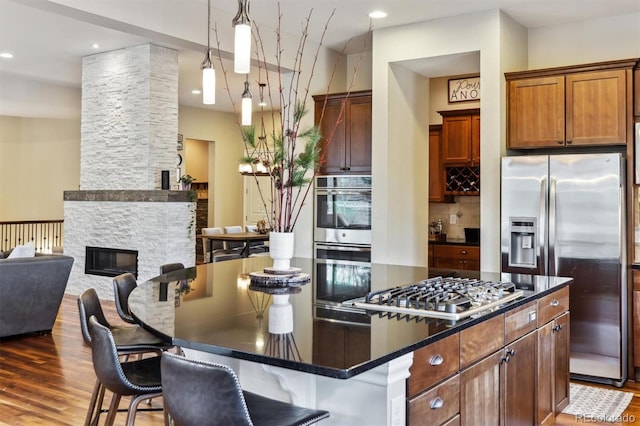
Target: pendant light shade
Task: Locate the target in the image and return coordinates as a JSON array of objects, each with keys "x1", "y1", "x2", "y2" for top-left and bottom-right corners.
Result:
[
  {"x1": 202, "y1": 49, "x2": 215, "y2": 105},
  {"x1": 241, "y1": 77, "x2": 252, "y2": 126},
  {"x1": 232, "y1": 0, "x2": 251, "y2": 74},
  {"x1": 202, "y1": 0, "x2": 215, "y2": 104}
]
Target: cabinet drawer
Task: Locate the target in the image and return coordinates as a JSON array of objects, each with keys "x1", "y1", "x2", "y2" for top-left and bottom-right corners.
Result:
[
  {"x1": 433, "y1": 245, "x2": 479, "y2": 260},
  {"x1": 460, "y1": 314, "x2": 504, "y2": 368},
  {"x1": 409, "y1": 374, "x2": 460, "y2": 426},
  {"x1": 409, "y1": 333, "x2": 460, "y2": 397},
  {"x1": 505, "y1": 301, "x2": 537, "y2": 344},
  {"x1": 538, "y1": 286, "x2": 569, "y2": 326}
]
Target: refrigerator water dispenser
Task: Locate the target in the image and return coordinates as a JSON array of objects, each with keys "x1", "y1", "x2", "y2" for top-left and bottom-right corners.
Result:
[{"x1": 508, "y1": 217, "x2": 537, "y2": 268}]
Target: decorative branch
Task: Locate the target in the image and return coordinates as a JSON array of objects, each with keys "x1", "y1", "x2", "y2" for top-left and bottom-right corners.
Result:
[{"x1": 218, "y1": 3, "x2": 371, "y2": 232}]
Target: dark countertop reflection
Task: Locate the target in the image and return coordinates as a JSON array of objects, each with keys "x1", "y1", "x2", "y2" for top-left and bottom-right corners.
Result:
[{"x1": 129, "y1": 257, "x2": 571, "y2": 379}]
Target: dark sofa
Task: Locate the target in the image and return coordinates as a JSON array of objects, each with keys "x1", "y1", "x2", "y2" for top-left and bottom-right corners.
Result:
[{"x1": 0, "y1": 254, "x2": 74, "y2": 338}]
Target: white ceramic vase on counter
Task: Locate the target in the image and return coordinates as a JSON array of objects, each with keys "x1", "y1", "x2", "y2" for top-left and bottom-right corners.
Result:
[{"x1": 269, "y1": 231, "x2": 294, "y2": 271}]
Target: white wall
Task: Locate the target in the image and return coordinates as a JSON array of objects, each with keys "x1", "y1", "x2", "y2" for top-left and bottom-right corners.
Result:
[
  {"x1": 178, "y1": 106, "x2": 245, "y2": 230},
  {"x1": 372, "y1": 10, "x2": 517, "y2": 270},
  {"x1": 528, "y1": 13, "x2": 640, "y2": 69},
  {"x1": 0, "y1": 116, "x2": 80, "y2": 220}
]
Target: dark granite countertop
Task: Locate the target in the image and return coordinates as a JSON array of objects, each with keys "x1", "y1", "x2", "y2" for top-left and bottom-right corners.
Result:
[
  {"x1": 429, "y1": 238, "x2": 480, "y2": 246},
  {"x1": 632, "y1": 263, "x2": 640, "y2": 270},
  {"x1": 130, "y1": 257, "x2": 571, "y2": 380}
]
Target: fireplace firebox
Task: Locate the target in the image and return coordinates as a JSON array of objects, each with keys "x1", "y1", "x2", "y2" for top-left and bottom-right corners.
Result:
[{"x1": 85, "y1": 246, "x2": 138, "y2": 278}]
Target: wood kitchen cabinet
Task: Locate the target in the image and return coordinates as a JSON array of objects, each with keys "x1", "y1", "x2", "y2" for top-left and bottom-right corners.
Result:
[
  {"x1": 506, "y1": 59, "x2": 638, "y2": 149},
  {"x1": 439, "y1": 109, "x2": 480, "y2": 166},
  {"x1": 313, "y1": 90, "x2": 372, "y2": 175},
  {"x1": 406, "y1": 286, "x2": 568, "y2": 426},
  {"x1": 536, "y1": 287, "x2": 570, "y2": 425},
  {"x1": 432, "y1": 244, "x2": 480, "y2": 270},
  {"x1": 633, "y1": 271, "x2": 640, "y2": 375},
  {"x1": 429, "y1": 124, "x2": 452, "y2": 203}
]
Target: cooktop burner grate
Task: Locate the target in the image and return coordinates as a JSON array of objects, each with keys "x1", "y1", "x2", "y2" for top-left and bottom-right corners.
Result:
[{"x1": 345, "y1": 276, "x2": 524, "y2": 320}]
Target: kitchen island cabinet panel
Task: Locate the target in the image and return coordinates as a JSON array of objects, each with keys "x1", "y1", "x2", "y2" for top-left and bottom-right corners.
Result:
[
  {"x1": 505, "y1": 331, "x2": 537, "y2": 425},
  {"x1": 460, "y1": 350, "x2": 503, "y2": 426},
  {"x1": 505, "y1": 300, "x2": 537, "y2": 344},
  {"x1": 408, "y1": 333, "x2": 459, "y2": 397},
  {"x1": 553, "y1": 312, "x2": 570, "y2": 414},
  {"x1": 409, "y1": 374, "x2": 460, "y2": 426},
  {"x1": 460, "y1": 314, "x2": 504, "y2": 368}
]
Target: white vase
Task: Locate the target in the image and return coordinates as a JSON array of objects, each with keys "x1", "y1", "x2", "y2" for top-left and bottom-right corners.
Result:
[
  {"x1": 269, "y1": 231, "x2": 294, "y2": 271},
  {"x1": 268, "y1": 294, "x2": 293, "y2": 334}
]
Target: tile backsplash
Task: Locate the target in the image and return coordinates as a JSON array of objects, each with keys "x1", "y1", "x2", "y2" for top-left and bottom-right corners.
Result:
[{"x1": 429, "y1": 196, "x2": 480, "y2": 240}]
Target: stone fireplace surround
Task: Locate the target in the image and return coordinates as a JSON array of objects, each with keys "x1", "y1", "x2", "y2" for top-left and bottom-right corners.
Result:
[{"x1": 64, "y1": 45, "x2": 194, "y2": 300}]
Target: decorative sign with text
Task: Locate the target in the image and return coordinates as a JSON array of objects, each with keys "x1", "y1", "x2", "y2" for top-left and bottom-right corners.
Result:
[{"x1": 448, "y1": 76, "x2": 480, "y2": 103}]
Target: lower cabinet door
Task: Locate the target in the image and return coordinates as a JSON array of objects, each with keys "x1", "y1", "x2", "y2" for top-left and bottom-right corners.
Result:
[
  {"x1": 504, "y1": 331, "x2": 536, "y2": 425},
  {"x1": 460, "y1": 350, "x2": 503, "y2": 426},
  {"x1": 554, "y1": 312, "x2": 571, "y2": 414},
  {"x1": 537, "y1": 321, "x2": 554, "y2": 426},
  {"x1": 409, "y1": 374, "x2": 459, "y2": 426}
]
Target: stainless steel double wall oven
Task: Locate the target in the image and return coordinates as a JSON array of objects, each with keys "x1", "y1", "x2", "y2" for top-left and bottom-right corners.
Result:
[{"x1": 314, "y1": 175, "x2": 372, "y2": 263}]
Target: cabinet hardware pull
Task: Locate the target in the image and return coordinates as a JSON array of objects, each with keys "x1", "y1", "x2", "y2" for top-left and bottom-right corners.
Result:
[
  {"x1": 502, "y1": 355, "x2": 510, "y2": 363},
  {"x1": 429, "y1": 354, "x2": 444, "y2": 366},
  {"x1": 461, "y1": 250, "x2": 467, "y2": 254},
  {"x1": 506, "y1": 349, "x2": 515, "y2": 356},
  {"x1": 550, "y1": 299, "x2": 559, "y2": 307},
  {"x1": 430, "y1": 397, "x2": 444, "y2": 409},
  {"x1": 557, "y1": 140, "x2": 563, "y2": 145},
  {"x1": 566, "y1": 140, "x2": 572, "y2": 145},
  {"x1": 553, "y1": 324, "x2": 563, "y2": 332}
]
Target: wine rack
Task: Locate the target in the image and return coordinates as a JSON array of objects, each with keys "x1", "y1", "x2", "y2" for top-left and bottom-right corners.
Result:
[{"x1": 445, "y1": 167, "x2": 480, "y2": 195}]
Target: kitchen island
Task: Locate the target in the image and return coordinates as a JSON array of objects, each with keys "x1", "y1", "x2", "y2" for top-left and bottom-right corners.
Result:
[{"x1": 129, "y1": 257, "x2": 571, "y2": 425}]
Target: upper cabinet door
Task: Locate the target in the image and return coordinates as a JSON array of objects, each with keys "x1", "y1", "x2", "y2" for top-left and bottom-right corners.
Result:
[
  {"x1": 565, "y1": 69, "x2": 627, "y2": 146},
  {"x1": 442, "y1": 114, "x2": 472, "y2": 165},
  {"x1": 346, "y1": 95, "x2": 372, "y2": 174},
  {"x1": 507, "y1": 76, "x2": 565, "y2": 149},
  {"x1": 471, "y1": 113, "x2": 480, "y2": 165}
]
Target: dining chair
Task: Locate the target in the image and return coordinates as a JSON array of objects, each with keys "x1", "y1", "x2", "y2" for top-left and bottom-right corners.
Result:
[
  {"x1": 161, "y1": 352, "x2": 330, "y2": 426},
  {"x1": 223, "y1": 225, "x2": 246, "y2": 255},
  {"x1": 201, "y1": 227, "x2": 242, "y2": 263},
  {"x1": 88, "y1": 316, "x2": 163, "y2": 426},
  {"x1": 112, "y1": 273, "x2": 139, "y2": 324},
  {"x1": 159, "y1": 262, "x2": 184, "y2": 275},
  {"x1": 78, "y1": 288, "x2": 172, "y2": 426}
]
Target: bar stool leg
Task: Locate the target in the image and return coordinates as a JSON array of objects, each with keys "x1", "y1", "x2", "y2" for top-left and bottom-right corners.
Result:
[
  {"x1": 104, "y1": 393, "x2": 122, "y2": 426},
  {"x1": 85, "y1": 379, "x2": 106, "y2": 426}
]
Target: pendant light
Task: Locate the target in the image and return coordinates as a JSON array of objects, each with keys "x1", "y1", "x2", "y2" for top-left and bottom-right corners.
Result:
[
  {"x1": 258, "y1": 82, "x2": 267, "y2": 107},
  {"x1": 241, "y1": 75, "x2": 253, "y2": 126},
  {"x1": 201, "y1": 0, "x2": 215, "y2": 104},
  {"x1": 232, "y1": 0, "x2": 251, "y2": 74}
]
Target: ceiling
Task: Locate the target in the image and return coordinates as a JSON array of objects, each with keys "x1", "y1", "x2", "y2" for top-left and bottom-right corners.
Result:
[{"x1": 1, "y1": 0, "x2": 639, "y2": 117}]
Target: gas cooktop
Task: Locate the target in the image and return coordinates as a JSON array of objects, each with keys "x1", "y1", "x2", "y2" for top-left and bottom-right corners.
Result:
[{"x1": 344, "y1": 276, "x2": 524, "y2": 320}]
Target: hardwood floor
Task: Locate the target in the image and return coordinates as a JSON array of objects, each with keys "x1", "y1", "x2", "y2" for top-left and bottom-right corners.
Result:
[
  {"x1": 0, "y1": 293, "x2": 639, "y2": 425},
  {"x1": 0, "y1": 294, "x2": 165, "y2": 425}
]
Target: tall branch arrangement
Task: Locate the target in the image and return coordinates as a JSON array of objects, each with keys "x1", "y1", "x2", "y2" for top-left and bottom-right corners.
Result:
[{"x1": 217, "y1": 5, "x2": 369, "y2": 232}]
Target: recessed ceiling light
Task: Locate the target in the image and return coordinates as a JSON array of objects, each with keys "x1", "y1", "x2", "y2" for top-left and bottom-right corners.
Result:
[
  {"x1": 192, "y1": 89, "x2": 202, "y2": 95},
  {"x1": 91, "y1": 43, "x2": 100, "y2": 49},
  {"x1": 0, "y1": 52, "x2": 14, "y2": 59},
  {"x1": 369, "y1": 10, "x2": 387, "y2": 19}
]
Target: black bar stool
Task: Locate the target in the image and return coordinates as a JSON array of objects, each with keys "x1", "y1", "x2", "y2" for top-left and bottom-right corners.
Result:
[
  {"x1": 78, "y1": 288, "x2": 171, "y2": 425},
  {"x1": 161, "y1": 352, "x2": 330, "y2": 426},
  {"x1": 88, "y1": 316, "x2": 163, "y2": 425}
]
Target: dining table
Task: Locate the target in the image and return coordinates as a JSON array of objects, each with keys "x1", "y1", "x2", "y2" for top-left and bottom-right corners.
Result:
[{"x1": 198, "y1": 231, "x2": 269, "y2": 260}]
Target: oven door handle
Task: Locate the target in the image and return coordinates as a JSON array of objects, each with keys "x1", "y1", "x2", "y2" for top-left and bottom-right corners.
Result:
[
  {"x1": 315, "y1": 244, "x2": 371, "y2": 252},
  {"x1": 315, "y1": 189, "x2": 372, "y2": 196}
]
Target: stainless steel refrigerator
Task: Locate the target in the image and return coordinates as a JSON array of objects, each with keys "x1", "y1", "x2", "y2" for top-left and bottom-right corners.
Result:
[{"x1": 501, "y1": 153, "x2": 627, "y2": 386}]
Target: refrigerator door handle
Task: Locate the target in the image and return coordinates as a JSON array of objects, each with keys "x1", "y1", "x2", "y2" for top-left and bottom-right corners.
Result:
[
  {"x1": 548, "y1": 177, "x2": 557, "y2": 276},
  {"x1": 539, "y1": 177, "x2": 548, "y2": 276}
]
